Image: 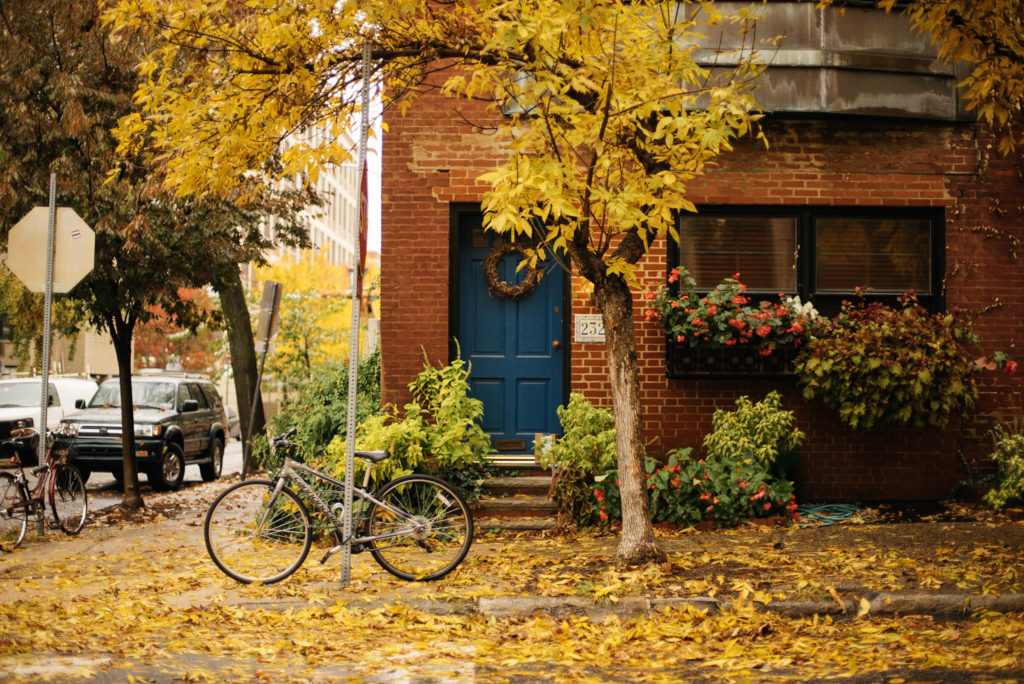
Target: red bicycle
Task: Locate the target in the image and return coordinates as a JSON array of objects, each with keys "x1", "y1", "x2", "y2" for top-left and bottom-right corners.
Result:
[{"x1": 1, "y1": 427, "x2": 88, "y2": 551}]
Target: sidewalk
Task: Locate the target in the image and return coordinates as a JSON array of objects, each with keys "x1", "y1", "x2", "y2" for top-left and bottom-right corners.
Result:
[{"x1": 3, "y1": 478, "x2": 1023, "y2": 623}]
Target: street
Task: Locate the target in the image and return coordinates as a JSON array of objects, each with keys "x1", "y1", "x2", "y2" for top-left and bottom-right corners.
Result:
[{"x1": 85, "y1": 439, "x2": 244, "y2": 511}]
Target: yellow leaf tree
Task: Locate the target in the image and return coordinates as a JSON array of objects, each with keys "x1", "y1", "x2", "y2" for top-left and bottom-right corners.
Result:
[
  {"x1": 105, "y1": 0, "x2": 770, "y2": 563},
  {"x1": 254, "y1": 251, "x2": 353, "y2": 389}
]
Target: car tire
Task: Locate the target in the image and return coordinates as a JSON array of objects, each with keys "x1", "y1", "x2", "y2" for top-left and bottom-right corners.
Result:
[
  {"x1": 200, "y1": 438, "x2": 224, "y2": 482},
  {"x1": 148, "y1": 443, "x2": 186, "y2": 491}
]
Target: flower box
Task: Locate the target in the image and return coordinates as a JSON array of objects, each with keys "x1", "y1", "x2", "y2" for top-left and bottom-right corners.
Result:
[{"x1": 666, "y1": 338, "x2": 798, "y2": 379}]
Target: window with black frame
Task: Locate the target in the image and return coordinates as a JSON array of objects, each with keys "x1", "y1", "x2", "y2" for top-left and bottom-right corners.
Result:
[
  {"x1": 672, "y1": 207, "x2": 943, "y2": 315},
  {"x1": 663, "y1": 207, "x2": 944, "y2": 377}
]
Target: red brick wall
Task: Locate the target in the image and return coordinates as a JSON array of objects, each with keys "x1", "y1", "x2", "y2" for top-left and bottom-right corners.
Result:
[{"x1": 383, "y1": 87, "x2": 1024, "y2": 502}]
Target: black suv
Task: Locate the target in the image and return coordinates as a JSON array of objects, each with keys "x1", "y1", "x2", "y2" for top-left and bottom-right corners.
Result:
[{"x1": 54, "y1": 373, "x2": 228, "y2": 490}]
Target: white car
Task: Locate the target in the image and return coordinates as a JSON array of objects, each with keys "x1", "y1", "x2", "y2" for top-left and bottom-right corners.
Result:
[{"x1": 0, "y1": 376, "x2": 99, "y2": 465}]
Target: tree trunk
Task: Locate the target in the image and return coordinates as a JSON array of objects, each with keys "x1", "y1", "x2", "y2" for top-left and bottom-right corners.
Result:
[
  {"x1": 593, "y1": 275, "x2": 666, "y2": 564},
  {"x1": 218, "y1": 270, "x2": 265, "y2": 475},
  {"x1": 111, "y1": 318, "x2": 144, "y2": 510}
]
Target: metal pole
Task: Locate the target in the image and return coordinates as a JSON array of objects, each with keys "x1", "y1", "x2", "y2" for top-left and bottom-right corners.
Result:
[
  {"x1": 341, "y1": 42, "x2": 372, "y2": 587},
  {"x1": 38, "y1": 174, "x2": 56, "y2": 467}
]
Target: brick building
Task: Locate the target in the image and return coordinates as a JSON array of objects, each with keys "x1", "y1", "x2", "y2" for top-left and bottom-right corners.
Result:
[{"x1": 380, "y1": 2, "x2": 1023, "y2": 502}]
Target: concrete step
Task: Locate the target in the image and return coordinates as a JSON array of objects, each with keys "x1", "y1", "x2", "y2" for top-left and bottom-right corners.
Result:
[
  {"x1": 475, "y1": 516, "x2": 558, "y2": 532},
  {"x1": 483, "y1": 475, "x2": 552, "y2": 497},
  {"x1": 473, "y1": 494, "x2": 557, "y2": 517}
]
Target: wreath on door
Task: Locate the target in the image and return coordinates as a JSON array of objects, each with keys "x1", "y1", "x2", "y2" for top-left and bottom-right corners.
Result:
[{"x1": 484, "y1": 242, "x2": 541, "y2": 299}]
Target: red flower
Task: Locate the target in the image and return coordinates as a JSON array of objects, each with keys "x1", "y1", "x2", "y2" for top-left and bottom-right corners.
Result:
[
  {"x1": 599, "y1": 510, "x2": 609, "y2": 521},
  {"x1": 707, "y1": 304, "x2": 717, "y2": 315},
  {"x1": 755, "y1": 325, "x2": 771, "y2": 338},
  {"x1": 594, "y1": 489, "x2": 604, "y2": 503},
  {"x1": 1006, "y1": 360, "x2": 1019, "y2": 375},
  {"x1": 668, "y1": 268, "x2": 681, "y2": 283}
]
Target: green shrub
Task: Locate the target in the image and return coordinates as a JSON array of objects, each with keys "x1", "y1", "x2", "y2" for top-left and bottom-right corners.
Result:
[
  {"x1": 257, "y1": 348, "x2": 381, "y2": 472},
  {"x1": 536, "y1": 393, "x2": 619, "y2": 527},
  {"x1": 322, "y1": 348, "x2": 494, "y2": 500},
  {"x1": 794, "y1": 295, "x2": 984, "y2": 429},
  {"x1": 594, "y1": 392, "x2": 801, "y2": 528},
  {"x1": 983, "y1": 423, "x2": 1024, "y2": 512},
  {"x1": 703, "y1": 391, "x2": 803, "y2": 474}
]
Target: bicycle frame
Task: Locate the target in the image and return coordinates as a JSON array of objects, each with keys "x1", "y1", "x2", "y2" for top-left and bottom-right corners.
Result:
[
  {"x1": 1, "y1": 435, "x2": 61, "y2": 532},
  {"x1": 269, "y1": 457, "x2": 427, "y2": 561}
]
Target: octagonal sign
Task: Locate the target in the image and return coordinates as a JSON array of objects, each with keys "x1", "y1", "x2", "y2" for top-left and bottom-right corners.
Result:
[{"x1": 6, "y1": 207, "x2": 95, "y2": 293}]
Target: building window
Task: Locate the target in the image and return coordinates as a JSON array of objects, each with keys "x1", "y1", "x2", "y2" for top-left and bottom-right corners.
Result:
[{"x1": 672, "y1": 206, "x2": 944, "y2": 315}]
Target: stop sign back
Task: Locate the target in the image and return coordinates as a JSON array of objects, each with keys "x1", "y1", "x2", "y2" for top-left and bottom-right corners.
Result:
[{"x1": 5, "y1": 206, "x2": 95, "y2": 293}]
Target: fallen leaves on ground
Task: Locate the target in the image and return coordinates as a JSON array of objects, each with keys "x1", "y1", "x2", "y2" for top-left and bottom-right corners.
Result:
[{"x1": 1, "y1": 481, "x2": 1022, "y2": 682}]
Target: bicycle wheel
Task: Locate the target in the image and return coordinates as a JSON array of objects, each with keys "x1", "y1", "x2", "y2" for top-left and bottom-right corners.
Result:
[
  {"x1": 50, "y1": 464, "x2": 88, "y2": 535},
  {"x1": 204, "y1": 479, "x2": 312, "y2": 584},
  {"x1": 367, "y1": 474, "x2": 473, "y2": 581},
  {"x1": 0, "y1": 472, "x2": 28, "y2": 551}
]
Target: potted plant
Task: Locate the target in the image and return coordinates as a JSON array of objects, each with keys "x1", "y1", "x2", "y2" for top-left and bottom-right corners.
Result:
[{"x1": 644, "y1": 268, "x2": 819, "y2": 377}]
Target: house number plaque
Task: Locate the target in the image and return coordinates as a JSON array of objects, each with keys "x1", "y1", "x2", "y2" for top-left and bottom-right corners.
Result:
[{"x1": 574, "y1": 314, "x2": 605, "y2": 343}]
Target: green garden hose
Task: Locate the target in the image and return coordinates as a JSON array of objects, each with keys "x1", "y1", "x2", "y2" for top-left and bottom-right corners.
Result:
[{"x1": 795, "y1": 503, "x2": 865, "y2": 527}]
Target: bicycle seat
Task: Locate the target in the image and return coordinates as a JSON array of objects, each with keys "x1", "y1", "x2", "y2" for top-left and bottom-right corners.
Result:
[{"x1": 354, "y1": 450, "x2": 390, "y2": 463}]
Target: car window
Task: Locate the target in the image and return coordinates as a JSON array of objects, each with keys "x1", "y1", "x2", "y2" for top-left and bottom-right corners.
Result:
[
  {"x1": 188, "y1": 384, "x2": 209, "y2": 409},
  {"x1": 89, "y1": 382, "x2": 121, "y2": 407},
  {"x1": 0, "y1": 381, "x2": 42, "y2": 408},
  {"x1": 136, "y1": 382, "x2": 176, "y2": 409},
  {"x1": 198, "y1": 384, "x2": 220, "y2": 409},
  {"x1": 177, "y1": 384, "x2": 192, "y2": 410}
]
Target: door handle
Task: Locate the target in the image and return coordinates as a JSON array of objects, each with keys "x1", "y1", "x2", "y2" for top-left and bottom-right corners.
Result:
[{"x1": 552, "y1": 340, "x2": 561, "y2": 349}]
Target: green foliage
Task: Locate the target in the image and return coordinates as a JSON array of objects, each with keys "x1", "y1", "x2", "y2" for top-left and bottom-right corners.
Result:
[
  {"x1": 593, "y1": 393, "x2": 801, "y2": 528},
  {"x1": 537, "y1": 394, "x2": 619, "y2": 527},
  {"x1": 645, "y1": 268, "x2": 819, "y2": 356},
  {"x1": 337, "y1": 349, "x2": 494, "y2": 500},
  {"x1": 703, "y1": 391, "x2": 804, "y2": 471},
  {"x1": 258, "y1": 348, "x2": 381, "y2": 472},
  {"x1": 536, "y1": 394, "x2": 618, "y2": 473},
  {"x1": 795, "y1": 295, "x2": 987, "y2": 430},
  {"x1": 983, "y1": 422, "x2": 1024, "y2": 512}
]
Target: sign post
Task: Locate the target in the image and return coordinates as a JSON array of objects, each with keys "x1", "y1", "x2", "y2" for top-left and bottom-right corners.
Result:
[{"x1": 5, "y1": 175, "x2": 95, "y2": 464}]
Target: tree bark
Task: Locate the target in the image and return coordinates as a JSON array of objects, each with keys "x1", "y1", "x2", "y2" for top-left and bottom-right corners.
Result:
[
  {"x1": 218, "y1": 270, "x2": 265, "y2": 475},
  {"x1": 109, "y1": 316, "x2": 144, "y2": 510},
  {"x1": 592, "y1": 275, "x2": 666, "y2": 564}
]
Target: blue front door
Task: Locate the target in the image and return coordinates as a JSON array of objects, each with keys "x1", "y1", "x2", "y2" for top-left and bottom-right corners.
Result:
[{"x1": 456, "y1": 210, "x2": 564, "y2": 453}]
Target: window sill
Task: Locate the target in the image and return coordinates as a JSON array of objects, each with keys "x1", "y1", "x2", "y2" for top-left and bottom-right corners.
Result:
[{"x1": 665, "y1": 339, "x2": 798, "y2": 379}]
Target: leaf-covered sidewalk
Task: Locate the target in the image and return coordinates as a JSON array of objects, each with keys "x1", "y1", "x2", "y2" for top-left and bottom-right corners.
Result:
[{"x1": 2, "y1": 479, "x2": 1023, "y2": 682}]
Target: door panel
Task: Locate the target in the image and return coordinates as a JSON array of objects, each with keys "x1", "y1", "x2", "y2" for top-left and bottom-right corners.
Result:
[{"x1": 456, "y1": 210, "x2": 564, "y2": 453}]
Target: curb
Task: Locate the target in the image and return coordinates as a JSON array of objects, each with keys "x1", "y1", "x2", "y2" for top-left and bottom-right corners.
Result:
[{"x1": 473, "y1": 593, "x2": 1024, "y2": 621}]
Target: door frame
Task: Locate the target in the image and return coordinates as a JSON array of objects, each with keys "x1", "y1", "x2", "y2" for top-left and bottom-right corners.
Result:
[{"x1": 447, "y1": 203, "x2": 572, "y2": 436}]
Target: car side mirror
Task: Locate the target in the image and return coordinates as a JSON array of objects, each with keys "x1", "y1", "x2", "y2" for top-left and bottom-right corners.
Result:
[
  {"x1": 182, "y1": 399, "x2": 199, "y2": 412},
  {"x1": 75, "y1": 399, "x2": 86, "y2": 409}
]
